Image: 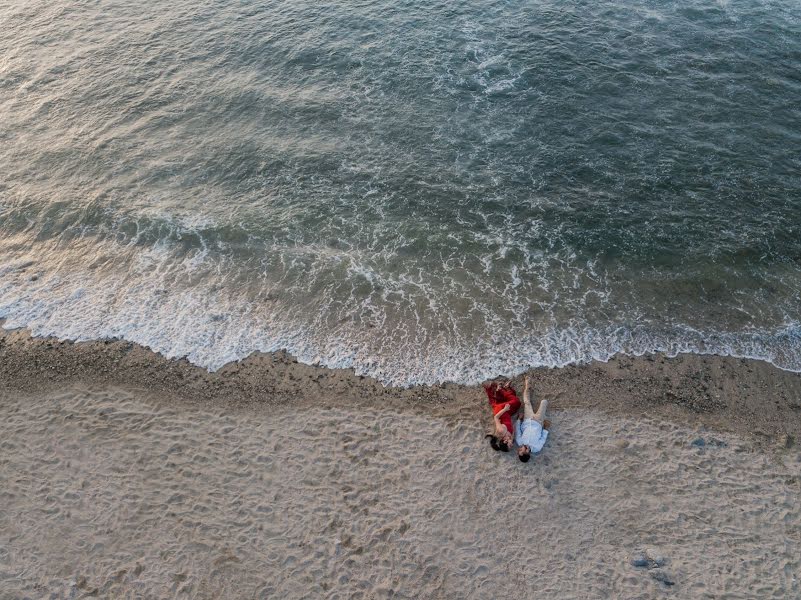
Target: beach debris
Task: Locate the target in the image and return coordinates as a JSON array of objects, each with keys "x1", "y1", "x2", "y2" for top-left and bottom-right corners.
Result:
[
  {"x1": 630, "y1": 555, "x2": 650, "y2": 568},
  {"x1": 691, "y1": 437, "x2": 726, "y2": 449},
  {"x1": 631, "y1": 552, "x2": 667, "y2": 569},
  {"x1": 650, "y1": 569, "x2": 676, "y2": 586}
]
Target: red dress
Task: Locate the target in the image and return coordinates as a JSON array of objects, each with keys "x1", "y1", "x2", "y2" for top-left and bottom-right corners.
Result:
[{"x1": 484, "y1": 384, "x2": 521, "y2": 435}]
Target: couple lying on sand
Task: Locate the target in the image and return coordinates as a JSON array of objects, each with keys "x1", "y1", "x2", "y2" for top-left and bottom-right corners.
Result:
[{"x1": 485, "y1": 375, "x2": 550, "y2": 462}]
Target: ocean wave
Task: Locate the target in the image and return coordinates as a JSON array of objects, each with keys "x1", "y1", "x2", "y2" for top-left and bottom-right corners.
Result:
[
  {"x1": 3, "y1": 0, "x2": 801, "y2": 387},
  {"x1": 1, "y1": 243, "x2": 799, "y2": 387}
]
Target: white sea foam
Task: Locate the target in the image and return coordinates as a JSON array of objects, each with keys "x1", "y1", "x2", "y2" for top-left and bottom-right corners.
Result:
[{"x1": 1, "y1": 237, "x2": 800, "y2": 388}]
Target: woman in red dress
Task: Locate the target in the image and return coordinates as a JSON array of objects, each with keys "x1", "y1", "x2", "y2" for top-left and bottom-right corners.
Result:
[{"x1": 484, "y1": 379, "x2": 521, "y2": 452}]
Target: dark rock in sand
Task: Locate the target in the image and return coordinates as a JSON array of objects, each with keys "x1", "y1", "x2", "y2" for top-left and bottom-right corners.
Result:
[
  {"x1": 631, "y1": 555, "x2": 650, "y2": 568},
  {"x1": 650, "y1": 569, "x2": 676, "y2": 586},
  {"x1": 631, "y1": 552, "x2": 668, "y2": 570}
]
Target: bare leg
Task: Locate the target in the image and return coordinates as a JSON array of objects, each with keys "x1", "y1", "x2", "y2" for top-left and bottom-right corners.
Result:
[{"x1": 533, "y1": 399, "x2": 548, "y2": 423}]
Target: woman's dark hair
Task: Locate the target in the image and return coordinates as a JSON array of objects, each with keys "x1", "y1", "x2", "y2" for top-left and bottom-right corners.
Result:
[
  {"x1": 486, "y1": 434, "x2": 500, "y2": 451},
  {"x1": 498, "y1": 441, "x2": 510, "y2": 452}
]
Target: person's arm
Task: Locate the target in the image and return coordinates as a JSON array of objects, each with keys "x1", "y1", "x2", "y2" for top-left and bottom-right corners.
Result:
[
  {"x1": 493, "y1": 404, "x2": 511, "y2": 435},
  {"x1": 532, "y1": 427, "x2": 549, "y2": 453},
  {"x1": 505, "y1": 388, "x2": 522, "y2": 407},
  {"x1": 492, "y1": 403, "x2": 510, "y2": 423},
  {"x1": 497, "y1": 387, "x2": 510, "y2": 403},
  {"x1": 494, "y1": 403, "x2": 511, "y2": 418},
  {"x1": 527, "y1": 422, "x2": 549, "y2": 453}
]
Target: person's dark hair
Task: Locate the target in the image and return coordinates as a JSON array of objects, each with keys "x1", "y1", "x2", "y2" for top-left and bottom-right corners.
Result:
[
  {"x1": 518, "y1": 451, "x2": 531, "y2": 463},
  {"x1": 486, "y1": 434, "x2": 500, "y2": 451},
  {"x1": 498, "y1": 441, "x2": 509, "y2": 452}
]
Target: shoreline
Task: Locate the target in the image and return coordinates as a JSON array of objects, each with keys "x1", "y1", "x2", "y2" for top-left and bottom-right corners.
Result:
[{"x1": 2, "y1": 323, "x2": 800, "y2": 445}]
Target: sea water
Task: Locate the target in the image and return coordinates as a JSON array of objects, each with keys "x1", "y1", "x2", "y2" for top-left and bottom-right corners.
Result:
[{"x1": 1, "y1": 0, "x2": 800, "y2": 385}]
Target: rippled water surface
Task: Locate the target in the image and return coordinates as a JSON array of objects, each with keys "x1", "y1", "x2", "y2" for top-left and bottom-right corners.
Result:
[{"x1": 1, "y1": 0, "x2": 800, "y2": 384}]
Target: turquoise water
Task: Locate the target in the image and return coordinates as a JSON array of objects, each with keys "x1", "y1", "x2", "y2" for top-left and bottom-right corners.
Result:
[{"x1": 1, "y1": 0, "x2": 800, "y2": 385}]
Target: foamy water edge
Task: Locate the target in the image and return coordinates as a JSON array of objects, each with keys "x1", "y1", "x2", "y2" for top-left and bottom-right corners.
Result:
[{"x1": 1, "y1": 304, "x2": 798, "y2": 388}]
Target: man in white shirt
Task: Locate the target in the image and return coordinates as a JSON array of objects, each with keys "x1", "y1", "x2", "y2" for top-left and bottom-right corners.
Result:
[{"x1": 515, "y1": 375, "x2": 551, "y2": 463}]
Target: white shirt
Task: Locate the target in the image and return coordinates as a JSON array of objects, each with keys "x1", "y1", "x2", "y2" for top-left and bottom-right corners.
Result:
[{"x1": 514, "y1": 419, "x2": 549, "y2": 453}]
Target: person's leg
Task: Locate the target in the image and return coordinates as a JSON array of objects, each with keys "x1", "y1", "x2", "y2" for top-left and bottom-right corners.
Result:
[
  {"x1": 522, "y1": 388, "x2": 535, "y2": 421},
  {"x1": 533, "y1": 398, "x2": 548, "y2": 423}
]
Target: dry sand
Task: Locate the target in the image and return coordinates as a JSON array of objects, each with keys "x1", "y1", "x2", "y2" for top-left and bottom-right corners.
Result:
[
  {"x1": 1, "y1": 325, "x2": 801, "y2": 598},
  {"x1": 1, "y1": 385, "x2": 800, "y2": 599}
]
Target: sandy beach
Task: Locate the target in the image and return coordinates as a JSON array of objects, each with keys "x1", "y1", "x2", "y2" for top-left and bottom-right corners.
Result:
[
  {"x1": 1, "y1": 326, "x2": 801, "y2": 598},
  {"x1": 4, "y1": 1, "x2": 801, "y2": 597}
]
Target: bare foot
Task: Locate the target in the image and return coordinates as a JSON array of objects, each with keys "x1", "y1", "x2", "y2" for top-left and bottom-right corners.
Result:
[{"x1": 543, "y1": 419, "x2": 552, "y2": 430}]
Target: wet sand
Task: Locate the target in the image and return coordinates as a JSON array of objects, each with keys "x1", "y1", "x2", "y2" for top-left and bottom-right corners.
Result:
[
  {"x1": 1, "y1": 324, "x2": 800, "y2": 445},
  {"x1": 1, "y1": 325, "x2": 801, "y2": 598}
]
